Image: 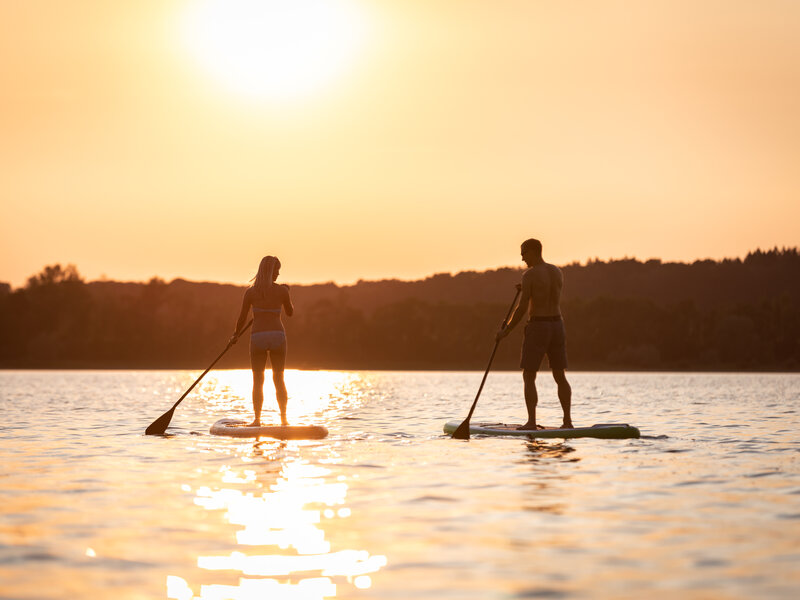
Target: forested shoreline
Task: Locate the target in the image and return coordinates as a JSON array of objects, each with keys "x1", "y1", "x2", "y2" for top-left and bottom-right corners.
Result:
[{"x1": 1, "y1": 248, "x2": 798, "y2": 371}]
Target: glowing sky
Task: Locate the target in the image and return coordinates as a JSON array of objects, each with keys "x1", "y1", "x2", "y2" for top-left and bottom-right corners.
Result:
[{"x1": 1, "y1": 0, "x2": 798, "y2": 288}]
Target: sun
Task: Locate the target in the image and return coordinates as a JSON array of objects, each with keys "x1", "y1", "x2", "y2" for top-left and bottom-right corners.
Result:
[{"x1": 180, "y1": 0, "x2": 367, "y2": 101}]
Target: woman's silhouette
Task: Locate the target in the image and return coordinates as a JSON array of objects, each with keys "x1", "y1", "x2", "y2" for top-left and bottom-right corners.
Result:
[{"x1": 232, "y1": 256, "x2": 294, "y2": 426}]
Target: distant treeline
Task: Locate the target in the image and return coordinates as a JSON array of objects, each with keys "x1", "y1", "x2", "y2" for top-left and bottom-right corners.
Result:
[{"x1": 1, "y1": 248, "x2": 799, "y2": 371}]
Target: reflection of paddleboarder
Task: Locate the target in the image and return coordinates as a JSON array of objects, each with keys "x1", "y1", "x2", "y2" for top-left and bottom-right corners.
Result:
[
  {"x1": 496, "y1": 239, "x2": 573, "y2": 430},
  {"x1": 231, "y1": 256, "x2": 294, "y2": 426}
]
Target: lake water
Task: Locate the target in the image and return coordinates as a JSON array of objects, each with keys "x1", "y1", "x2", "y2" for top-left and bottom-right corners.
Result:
[{"x1": 1, "y1": 370, "x2": 798, "y2": 599}]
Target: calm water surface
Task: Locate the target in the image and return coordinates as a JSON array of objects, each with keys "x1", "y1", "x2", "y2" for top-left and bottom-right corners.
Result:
[{"x1": 1, "y1": 370, "x2": 798, "y2": 599}]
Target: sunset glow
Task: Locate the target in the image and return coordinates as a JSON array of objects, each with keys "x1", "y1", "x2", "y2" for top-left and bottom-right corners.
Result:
[
  {"x1": 180, "y1": 0, "x2": 368, "y2": 100},
  {"x1": 0, "y1": 1, "x2": 798, "y2": 288}
]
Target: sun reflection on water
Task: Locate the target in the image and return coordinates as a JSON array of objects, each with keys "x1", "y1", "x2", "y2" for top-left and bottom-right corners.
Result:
[
  {"x1": 184, "y1": 459, "x2": 386, "y2": 598},
  {"x1": 199, "y1": 370, "x2": 365, "y2": 426},
  {"x1": 169, "y1": 368, "x2": 386, "y2": 600}
]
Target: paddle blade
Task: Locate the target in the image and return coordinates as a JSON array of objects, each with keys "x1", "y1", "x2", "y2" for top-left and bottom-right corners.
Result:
[
  {"x1": 451, "y1": 419, "x2": 471, "y2": 440},
  {"x1": 145, "y1": 408, "x2": 174, "y2": 436}
]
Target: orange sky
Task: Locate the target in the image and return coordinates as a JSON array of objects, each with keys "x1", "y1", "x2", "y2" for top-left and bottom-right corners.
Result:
[{"x1": 2, "y1": 0, "x2": 798, "y2": 289}]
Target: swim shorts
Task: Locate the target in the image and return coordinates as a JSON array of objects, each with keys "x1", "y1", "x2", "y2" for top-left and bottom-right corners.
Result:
[
  {"x1": 250, "y1": 331, "x2": 287, "y2": 353},
  {"x1": 520, "y1": 318, "x2": 568, "y2": 371}
]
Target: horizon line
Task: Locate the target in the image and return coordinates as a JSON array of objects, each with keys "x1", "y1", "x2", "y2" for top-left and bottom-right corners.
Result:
[{"x1": 5, "y1": 246, "x2": 796, "y2": 292}]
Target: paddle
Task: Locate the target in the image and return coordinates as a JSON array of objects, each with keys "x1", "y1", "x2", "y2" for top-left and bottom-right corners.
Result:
[
  {"x1": 144, "y1": 319, "x2": 253, "y2": 435},
  {"x1": 451, "y1": 288, "x2": 521, "y2": 440}
]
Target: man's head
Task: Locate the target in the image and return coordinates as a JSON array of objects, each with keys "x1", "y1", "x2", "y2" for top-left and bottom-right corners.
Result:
[{"x1": 520, "y1": 238, "x2": 542, "y2": 266}]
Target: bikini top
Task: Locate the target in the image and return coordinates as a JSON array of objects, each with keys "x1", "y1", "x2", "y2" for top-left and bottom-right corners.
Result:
[{"x1": 253, "y1": 306, "x2": 281, "y2": 314}]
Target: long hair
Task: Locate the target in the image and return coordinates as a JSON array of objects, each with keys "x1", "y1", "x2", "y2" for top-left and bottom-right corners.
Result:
[{"x1": 252, "y1": 256, "x2": 281, "y2": 299}]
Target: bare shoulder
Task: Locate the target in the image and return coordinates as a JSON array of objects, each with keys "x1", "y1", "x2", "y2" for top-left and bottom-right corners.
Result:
[
  {"x1": 523, "y1": 264, "x2": 550, "y2": 279},
  {"x1": 547, "y1": 263, "x2": 563, "y2": 279},
  {"x1": 520, "y1": 267, "x2": 538, "y2": 286}
]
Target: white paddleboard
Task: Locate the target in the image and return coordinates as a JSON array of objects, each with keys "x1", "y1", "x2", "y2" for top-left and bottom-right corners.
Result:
[{"x1": 210, "y1": 418, "x2": 328, "y2": 440}]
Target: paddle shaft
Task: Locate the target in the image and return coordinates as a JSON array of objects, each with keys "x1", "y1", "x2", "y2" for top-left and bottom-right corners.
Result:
[
  {"x1": 452, "y1": 288, "x2": 521, "y2": 439},
  {"x1": 170, "y1": 319, "x2": 253, "y2": 409},
  {"x1": 145, "y1": 319, "x2": 252, "y2": 435}
]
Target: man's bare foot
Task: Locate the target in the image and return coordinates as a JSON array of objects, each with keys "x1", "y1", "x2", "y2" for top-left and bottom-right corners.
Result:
[
  {"x1": 517, "y1": 423, "x2": 545, "y2": 431},
  {"x1": 560, "y1": 422, "x2": 574, "y2": 429}
]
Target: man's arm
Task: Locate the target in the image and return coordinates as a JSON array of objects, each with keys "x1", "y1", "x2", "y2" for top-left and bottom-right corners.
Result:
[{"x1": 496, "y1": 279, "x2": 530, "y2": 340}]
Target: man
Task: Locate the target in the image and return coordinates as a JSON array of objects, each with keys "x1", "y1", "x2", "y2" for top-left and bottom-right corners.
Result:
[{"x1": 496, "y1": 239, "x2": 573, "y2": 430}]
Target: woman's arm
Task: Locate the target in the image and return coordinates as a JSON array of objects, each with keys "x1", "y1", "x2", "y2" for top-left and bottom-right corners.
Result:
[
  {"x1": 282, "y1": 285, "x2": 294, "y2": 317},
  {"x1": 233, "y1": 288, "x2": 252, "y2": 334}
]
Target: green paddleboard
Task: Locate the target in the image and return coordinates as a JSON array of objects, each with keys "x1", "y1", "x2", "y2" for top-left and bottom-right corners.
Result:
[{"x1": 444, "y1": 420, "x2": 640, "y2": 439}]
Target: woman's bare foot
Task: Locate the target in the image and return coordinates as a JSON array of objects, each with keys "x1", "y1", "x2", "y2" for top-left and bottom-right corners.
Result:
[{"x1": 247, "y1": 420, "x2": 260, "y2": 427}]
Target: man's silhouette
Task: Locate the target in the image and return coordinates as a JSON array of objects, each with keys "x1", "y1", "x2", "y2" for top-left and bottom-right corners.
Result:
[{"x1": 497, "y1": 239, "x2": 573, "y2": 429}]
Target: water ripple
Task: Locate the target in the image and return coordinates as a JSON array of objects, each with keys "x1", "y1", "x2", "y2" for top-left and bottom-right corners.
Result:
[{"x1": 1, "y1": 370, "x2": 799, "y2": 599}]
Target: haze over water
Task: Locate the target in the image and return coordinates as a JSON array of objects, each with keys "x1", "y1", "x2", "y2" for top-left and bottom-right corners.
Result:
[{"x1": 1, "y1": 370, "x2": 798, "y2": 599}]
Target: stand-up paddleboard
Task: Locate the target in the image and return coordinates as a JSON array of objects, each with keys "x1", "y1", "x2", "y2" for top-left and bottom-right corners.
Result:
[
  {"x1": 210, "y1": 418, "x2": 328, "y2": 440},
  {"x1": 443, "y1": 420, "x2": 640, "y2": 439}
]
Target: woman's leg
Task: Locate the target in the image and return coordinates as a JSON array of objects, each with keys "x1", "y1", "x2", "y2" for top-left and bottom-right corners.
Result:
[
  {"x1": 270, "y1": 347, "x2": 288, "y2": 425},
  {"x1": 250, "y1": 346, "x2": 268, "y2": 426}
]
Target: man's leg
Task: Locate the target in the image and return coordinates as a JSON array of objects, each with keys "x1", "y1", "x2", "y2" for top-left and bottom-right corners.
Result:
[
  {"x1": 552, "y1": 369, "x2": 572, "y2": 428},
  {"x1": 519, "y1": 369, "x2": 540, "y2": 430}
]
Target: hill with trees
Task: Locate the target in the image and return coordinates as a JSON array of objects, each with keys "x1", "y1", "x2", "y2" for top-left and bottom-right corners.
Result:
[{"x1": 1, "y1": 248, "x2": 798, "y2": 371}]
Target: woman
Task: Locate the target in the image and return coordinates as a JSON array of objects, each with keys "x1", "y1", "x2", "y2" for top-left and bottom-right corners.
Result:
[{"x1": 232, "y1": 256, "x2": 294, "y2": 426}]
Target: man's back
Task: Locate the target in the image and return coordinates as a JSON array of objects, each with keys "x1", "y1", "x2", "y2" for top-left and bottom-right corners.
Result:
[{"x1": 523, "y1": 262, "x2": 563, "y2": 317}]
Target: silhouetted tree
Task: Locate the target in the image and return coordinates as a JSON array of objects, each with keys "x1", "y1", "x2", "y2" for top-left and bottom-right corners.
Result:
[{"x1": 1, "y1": 250, "x2": 798, "y2": 370}]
